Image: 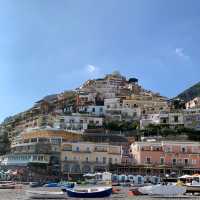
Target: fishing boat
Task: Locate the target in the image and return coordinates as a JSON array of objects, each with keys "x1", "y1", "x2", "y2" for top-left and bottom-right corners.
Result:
[
  {"x1": 26, "y1": 190, "x2": 66, "y2": 199},
  {"x1": 65, "y1": 186, "x2": 112, "y2": 198}
]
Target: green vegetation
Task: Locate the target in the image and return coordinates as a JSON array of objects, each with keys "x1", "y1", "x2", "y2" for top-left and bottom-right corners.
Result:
[
  {"x1": 104, "y1": 120, "x2": 139, "y2": 132},
  {"x1": 0, "y1": 133, "x2": 10, "y2": 155},
  {"x1": 142, "y1": 124, "x2": 200, "y2": 141}
]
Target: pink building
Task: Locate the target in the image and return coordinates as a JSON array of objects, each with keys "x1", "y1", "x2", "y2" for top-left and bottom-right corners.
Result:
[{"x1": 130, "y1": 141, "x2": 200, "y2": 169}]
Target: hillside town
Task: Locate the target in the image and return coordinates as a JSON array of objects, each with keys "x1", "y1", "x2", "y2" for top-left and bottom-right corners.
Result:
[{"x1": 0, "y1": 71, "x2": 200, "y2": 181}]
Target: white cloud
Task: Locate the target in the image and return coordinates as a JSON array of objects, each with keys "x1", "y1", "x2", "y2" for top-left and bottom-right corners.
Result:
[
  {"x1": 174, "y1": 48, "x2": 190, "y2": 60},
  {"x1": 86, "y1": 64, "x2": 96, "y2": 73}
]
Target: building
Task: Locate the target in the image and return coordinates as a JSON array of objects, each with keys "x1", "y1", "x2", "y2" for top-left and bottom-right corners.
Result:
[
  {"x1": 140, "y1": 112, "x2": 184, "y2": 129},
  {"x1": 123, "y1": 94, "x2": 169, "y2": 115},
  {"x1": 104, "y1": 98, "x2": 141, "y2": 121},
  {"x1": 186, "y1": 97, "x2": 200, "y2": 109},
  {"x1": 129, "y1": 141, "x2": 200, "y2": 176},
  {"x1": 77, "y1": 105, "x2": 105, "y2": 117},
  {"x1": 54, "y1": 114, "x2": 103, "y2": 133},
  {"x1": 1, "y1": 128, "x2": 81, "y2": 175},
  {"x1": 61, "y1": 142, "x2": 122, "y2": 174},
  {"x1": 183, "y1": 108, "x2": 200, "y2": 130}
]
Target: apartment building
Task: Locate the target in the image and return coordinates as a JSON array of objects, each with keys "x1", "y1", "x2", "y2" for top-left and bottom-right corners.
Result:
[
  {"x1": 130, "y1": 141, "x2": 200, "y2": 170},
  {"x1": 61, "y1": 142, "x2": 122, "y2": 174}
]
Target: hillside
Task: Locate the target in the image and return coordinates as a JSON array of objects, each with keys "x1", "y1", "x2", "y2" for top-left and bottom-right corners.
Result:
[{"x1": 176, "y1": 82, "x2": 200, "y2": 102}]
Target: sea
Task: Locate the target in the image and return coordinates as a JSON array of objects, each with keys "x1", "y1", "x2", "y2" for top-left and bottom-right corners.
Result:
[{"x1": 0, "y1": 186, "x2": 200, "y2": 200}]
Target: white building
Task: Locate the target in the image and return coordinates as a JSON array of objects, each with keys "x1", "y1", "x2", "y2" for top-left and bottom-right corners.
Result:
[
  {"x1": 54, "y1": 114, "x2": 103, "y2": 132},
  {"x1": 184, "y1": 108, "x2": 200, "y2": 130},
  {"x1": 186, "y1": 97, "x2": 200, "y2": 109},
  {"x1": 140, "y1": 112, "x2": 184, "y2": 129},
  {"x1": 77, "y1": 105, "x2": 105, "y2": 117}
]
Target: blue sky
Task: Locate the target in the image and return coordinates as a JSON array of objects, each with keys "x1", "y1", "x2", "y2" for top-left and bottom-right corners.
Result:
[{"x1": 0, "y1": 0, "x2": 200, "y2": 122}]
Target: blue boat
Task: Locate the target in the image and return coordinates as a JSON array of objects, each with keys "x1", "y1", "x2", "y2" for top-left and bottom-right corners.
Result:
[
  {"x1": 65, "y1": 186, "x2": 112, "y2": 198},
  {"x1": 44, "y1": 182, "x2": 75, "y2": 188}
]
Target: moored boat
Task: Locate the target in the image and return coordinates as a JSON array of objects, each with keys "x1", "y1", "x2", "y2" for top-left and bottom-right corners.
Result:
[
  {"x1": 29, "y1": 182, "x2": 45, "y2": 188},
  {"x1": 26, "y1": 190, "x2": 66, "y2": 199},
  {"x1": 179, "y1": 174, "x2": 200, "y2": 193},
  {"x1": 0, "y1": 181, "x2": 15, "y2": 189},
  {"x1": 65, "y1": 186, "x2": 112, "y2": 198},
  {"x1": 138, "y1": 184, "x2": 186, "y2": 196}
]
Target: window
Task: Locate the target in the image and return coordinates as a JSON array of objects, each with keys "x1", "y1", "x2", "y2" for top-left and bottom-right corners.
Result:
[
  {"x1": 103, "y1": 157, "x2": 107, "y2": 164},
  {"x1": 86, "y1": 147, "x2": 90, "y2": 152},
  {"x1": 96, "y1": 157, "x2": 99, "y2": 163},
  {"x1": 115, "y1": 158, "x2": 118, "y2": 163},
  {"x1": 109, "y1": 158, "x2": 112, "y2": 164},
  {"x1": 182, "y1": 147, "x2": 186, "y2": 153},
  {"x1": 85, "y1": 157, "x2": 89, "y2": 162},
  {"x1": 172, "y1": 158, "x2": 176, "y2": 165},
  {"x1": 65, "y1": 156, "x2": 68, "y2": 161},
  {"x1": 174, "y1": 116, "x2": 178, "y2": 122},
  {"x1": 146, "y1": 157, "x2": 151, "y2": 164},
  {"x1": 160, "y1": 157, "x2": 164, "y2": 165},
  {"x1": 192, "y1": 160, "x2": 197, "y2": 165},
  {"x1": 100, "y1": 108, "x2": 103, "y2": 112},
  {"x1": 92, "y1": 108, "x2": 95, "y2": 112},
  {"x1": 76, "y1": 147, "x2": 80, "y2": 151},
  {"x1": 31, "y1": 138, "x2": 37, "y2": 143},
  {"x1": 184, "y1": 159, "x2": 189, "y2": 165}
]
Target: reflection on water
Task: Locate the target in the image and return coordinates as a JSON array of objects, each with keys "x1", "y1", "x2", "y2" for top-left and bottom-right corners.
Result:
[{"x1": 0, "y1": 186, "x2": 199, "y2": 200}]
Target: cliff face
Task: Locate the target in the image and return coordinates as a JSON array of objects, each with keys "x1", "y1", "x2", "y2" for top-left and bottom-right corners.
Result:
[{"x1": 176, "y1": 82, "x2": 200, "y2": 102}]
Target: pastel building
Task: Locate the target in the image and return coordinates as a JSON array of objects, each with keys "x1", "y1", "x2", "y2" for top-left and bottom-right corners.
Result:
[
  {"x1": 130, "y1": 141, "x2": 200, "y2": 174},
  {"x1": 61, "y1": 142, "x2": 122, "y2": 174},
  {"x1": 1, "y1": 128, "x2": 81, "y2": 175}
]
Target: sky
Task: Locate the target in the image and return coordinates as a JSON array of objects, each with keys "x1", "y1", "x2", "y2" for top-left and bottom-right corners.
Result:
[{"x1": 0, "y1": 0, "x2": 200, "y2": 122}]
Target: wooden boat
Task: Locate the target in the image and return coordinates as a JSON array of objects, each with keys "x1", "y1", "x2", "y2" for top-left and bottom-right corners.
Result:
[
  {"x1": 65, "y1": 186, "x2": 112, "y2": 198},
  {"x1": 26, "y1": 190, "x2": 66, "y2": 199}
]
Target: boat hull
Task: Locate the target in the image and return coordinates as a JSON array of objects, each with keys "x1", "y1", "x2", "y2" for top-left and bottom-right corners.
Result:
[
  {"x1": 66, "y1": 187, "x2": 112, "y2": 198},
  {"x1": 186, "y1": 185, "x2": 200, "y2": 193},
  {"x1": 138, "y1": 185, "x2": 186, "y2": 196},
  {"x1": 26, "y1": 190, "x2": 65, "y2": 199}
]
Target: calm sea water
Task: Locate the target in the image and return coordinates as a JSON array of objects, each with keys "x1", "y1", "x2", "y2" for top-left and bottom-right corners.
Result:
[{"x1": 0, "y1": 186, "x2": 200, "y2": 200}]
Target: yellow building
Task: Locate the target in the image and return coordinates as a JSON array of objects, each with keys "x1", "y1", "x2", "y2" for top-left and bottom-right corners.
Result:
[
  {"x1": 123, "y1": 94, "x2": 169, "y2": 114},
  {"x1": 61, "y1": 142, "x2": 122, "y2": 174}
]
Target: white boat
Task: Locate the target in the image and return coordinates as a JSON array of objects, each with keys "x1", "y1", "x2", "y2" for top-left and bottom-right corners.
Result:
[
  {"x1": 179, "y1": 174, "x2": 200, "y2": 193},
  {"x1": 26, "y1": 190, "x2": 66, "y2": 199},
  {"x1": 138, "y1": 184, "x2": 186, "y2": 196}
]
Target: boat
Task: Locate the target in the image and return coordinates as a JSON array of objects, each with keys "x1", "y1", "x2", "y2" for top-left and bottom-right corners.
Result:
[
  {"x1": 137, "y1": 184, "x2": 186, "y2": 196},
  {"x1": 65, "y1": 186, "x2": 112, "y2": 198},
  {"x1": 29, "y1": 181, "x2": 45, "y2": 188},
  {"x1": 179, "y1": 174, "x2": 200, "y2": 193},
  {"x1": 44, "y1": 181, "x2": 75, "y2": 188},
  {"x1": 0, "y1": 181, "x2": 15, "y2": 189},
  {"x1": 26, "y1": 190, "x2": 66, "y2": 199}
]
